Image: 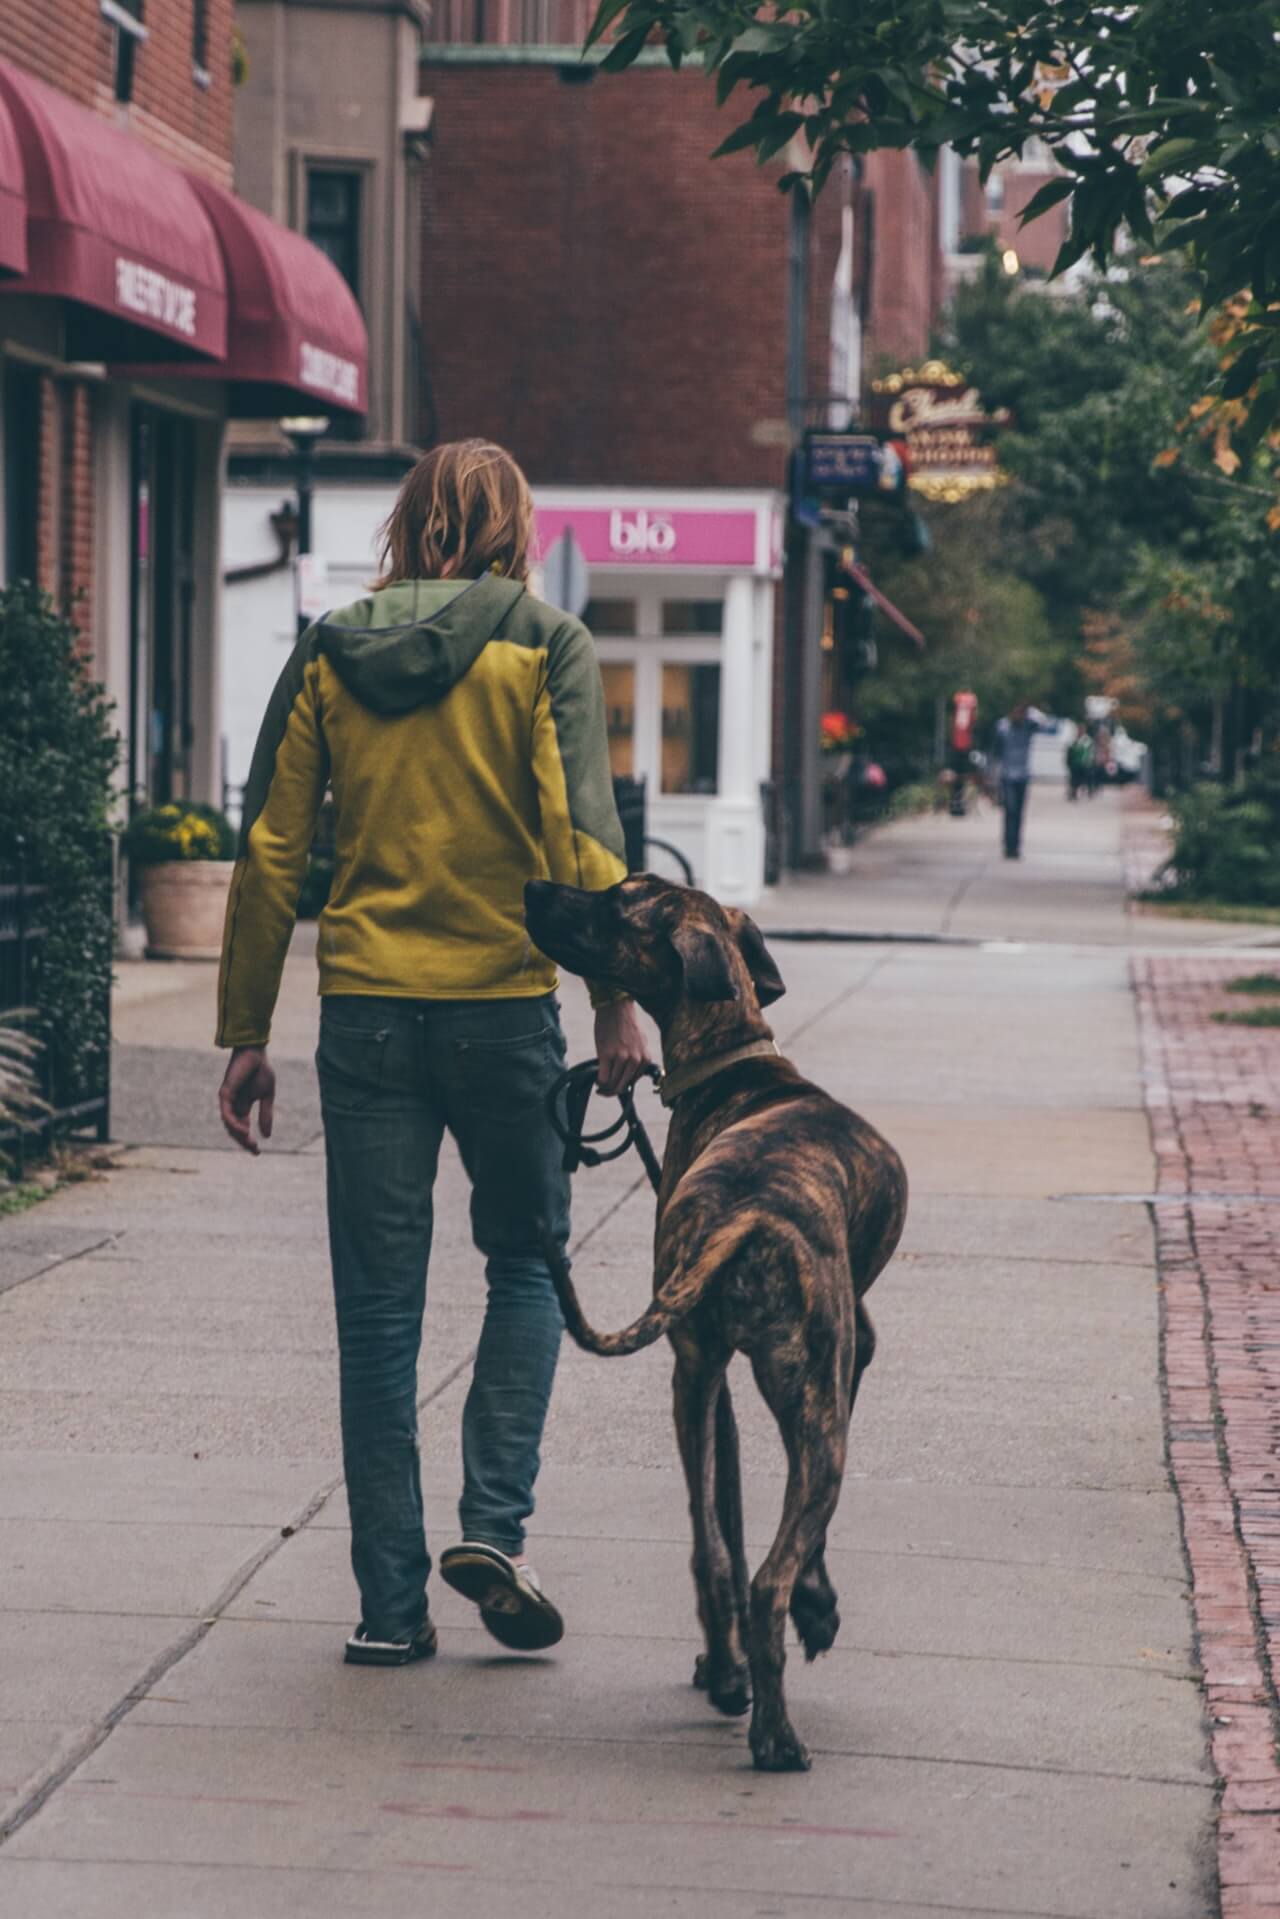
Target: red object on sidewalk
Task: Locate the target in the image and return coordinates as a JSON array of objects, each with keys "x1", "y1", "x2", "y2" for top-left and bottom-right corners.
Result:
[
  {"x1": 0, "y1": 57, "x2": 227, "y2": 360},
  {"x1": 951, "y1": 690, "x2": 978, "y2": 752}
]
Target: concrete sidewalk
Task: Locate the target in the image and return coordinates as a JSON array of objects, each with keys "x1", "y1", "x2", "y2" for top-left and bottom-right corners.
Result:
[{"x1": 0, "y1": 789, "x2": 1223, "y2": 1915}]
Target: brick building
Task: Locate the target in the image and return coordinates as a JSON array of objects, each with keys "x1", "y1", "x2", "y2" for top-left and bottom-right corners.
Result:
[
  {"x1": 417, "y1": 49, "x2": 950, "y2": 875},
  {"x1": 0, "y1": 1, "x2": 367, "y2": 846},
  {"x1": 218, "y1": 11, "x2": 966, "y2": 886}
]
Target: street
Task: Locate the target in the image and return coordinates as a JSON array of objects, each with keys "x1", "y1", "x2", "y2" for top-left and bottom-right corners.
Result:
[{"x1": 0, "y1": 789, "x2": 1258, "y2": 1914}]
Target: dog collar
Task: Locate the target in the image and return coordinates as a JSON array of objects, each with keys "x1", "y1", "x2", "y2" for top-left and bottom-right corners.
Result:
[{"x1": 658, "y1": 1039, "x2": 782, "y2": 1109}]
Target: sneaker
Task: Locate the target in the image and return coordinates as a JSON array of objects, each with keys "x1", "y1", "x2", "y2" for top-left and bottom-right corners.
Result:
[
  {"x1": 344, "y1": 1616, "x2": 438, "y2": 1667},
  {"x1": 439, "y1": 1541, "x2": 564, "y2": 1651}
]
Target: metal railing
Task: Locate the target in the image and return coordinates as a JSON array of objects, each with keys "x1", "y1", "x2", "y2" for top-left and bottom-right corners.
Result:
[{"x1": 0, "y1": 840, "x2": 112, "y2": 1177}]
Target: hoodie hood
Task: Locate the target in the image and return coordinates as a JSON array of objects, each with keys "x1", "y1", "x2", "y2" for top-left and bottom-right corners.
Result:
[{"x1": 314, "y1": 576, "x2": 528, "y2": 715}]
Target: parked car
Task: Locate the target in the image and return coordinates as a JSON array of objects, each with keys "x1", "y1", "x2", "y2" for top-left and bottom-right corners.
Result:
[{"x1": 1104, "y1": 725, "x2": 1148, "y2": 784}]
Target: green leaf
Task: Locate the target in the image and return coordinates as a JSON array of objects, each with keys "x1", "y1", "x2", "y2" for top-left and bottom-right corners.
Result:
[
  {"x1": 598, "y1": 23, "x2": 651, "y2": 71},
  {"x1": 584, "y1": 0, "x2": 633, "y2": 54},
  {"x1": 1017, "y1": 176, "x2": 1075, "y2": 225},
  {"x1": 1221, "y1": 347, "x2": 1264, "y2": 401}
]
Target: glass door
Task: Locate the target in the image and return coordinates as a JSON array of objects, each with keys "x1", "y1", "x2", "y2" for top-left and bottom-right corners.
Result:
[{"x1": 129, "y1": 407, "x2": 196, "y2": 808}]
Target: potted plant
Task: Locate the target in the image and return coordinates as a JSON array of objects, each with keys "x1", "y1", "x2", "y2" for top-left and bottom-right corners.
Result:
[
  {"x1": 820, "y1": 713, "x2": 861, "y2": 870},
  {"x1": 121, "y1": 803, "x2": 237, "y2": 959}
]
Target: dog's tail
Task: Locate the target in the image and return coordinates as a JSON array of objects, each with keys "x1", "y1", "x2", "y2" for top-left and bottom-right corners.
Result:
[{"x1": 537, "y1": 1215, "x2": 755, "y2": 1358}]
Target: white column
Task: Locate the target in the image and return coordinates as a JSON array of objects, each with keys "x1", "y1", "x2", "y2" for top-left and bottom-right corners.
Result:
[{"x1": 719, "y1": 573, "x2": 756, "y2": 801}]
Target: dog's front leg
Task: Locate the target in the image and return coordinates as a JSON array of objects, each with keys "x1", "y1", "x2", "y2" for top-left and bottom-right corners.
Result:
[{"x1": 672, "y1": 1335, "x2": 750, "y2": 1717}]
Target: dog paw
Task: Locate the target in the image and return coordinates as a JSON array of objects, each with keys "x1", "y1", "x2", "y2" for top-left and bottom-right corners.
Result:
[
  {"x1": 751, "y1": 1723, "x2": 811, "y2": 1773},
  {"x1": 795, "y1": 1601, "x2": 840, "y2": 1661},
  {"x1": 693, "y1": 1653, "x2": 751, "y2": 1715}
]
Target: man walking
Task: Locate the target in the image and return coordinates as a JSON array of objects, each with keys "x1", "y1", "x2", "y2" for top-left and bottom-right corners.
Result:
[
  {"x1": 215, "y1": 440, "x2": 648, "y2": 1667},
  {"x1": 993, "y1": 699, "x2": 1051, "y2": 859}
]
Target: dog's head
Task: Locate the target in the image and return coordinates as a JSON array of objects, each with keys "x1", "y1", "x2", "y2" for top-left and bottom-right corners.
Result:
[{"x1": 524, "y1": 874, "x2": 785, "y2": 1021}]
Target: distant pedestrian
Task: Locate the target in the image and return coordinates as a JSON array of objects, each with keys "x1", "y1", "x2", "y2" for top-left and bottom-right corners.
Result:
[
  {"x1": 993, "y1": 699, "x2": 1051, "y2": 859},
  {"x1": 947, "y1": 689, "x2": 979, "y2": 816},
  {"x1": 1066, "y1": 724, "x2": 1094, "y2": 802}
]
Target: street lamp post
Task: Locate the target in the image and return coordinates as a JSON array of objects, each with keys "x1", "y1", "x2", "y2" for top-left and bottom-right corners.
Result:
[{"x1": 279, "y1": 416, "x2": 330, "y2": 636}]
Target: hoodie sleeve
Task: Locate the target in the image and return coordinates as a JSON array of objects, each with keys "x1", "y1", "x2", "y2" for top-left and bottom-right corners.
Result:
[
  {"x1": 531, "y1": 618, "x2": 628, "y2": 1008},
  {"x1": 216, "y1": 632, "x2": 330, "y2": 1047}
]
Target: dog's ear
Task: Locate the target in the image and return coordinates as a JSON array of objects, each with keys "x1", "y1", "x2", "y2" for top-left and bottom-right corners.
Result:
[
  {"x1": 670, "y1": 924, "x2": 740, "y2": 1003},
  {"x1": 730, "y1": 911, "x2": 786, "y2": 1007}
]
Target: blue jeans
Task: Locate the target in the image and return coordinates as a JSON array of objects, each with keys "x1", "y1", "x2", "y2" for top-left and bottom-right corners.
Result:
[
  {"x1": 1001, "y1": 777, "x2": 1029, "y2": 857},
  {"x1": 317, "y1": 993, "x2": 570, "y2": 1640}
]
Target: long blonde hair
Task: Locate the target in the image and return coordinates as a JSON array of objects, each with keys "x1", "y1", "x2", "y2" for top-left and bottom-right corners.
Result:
[{"x1": 374, "y1": 439, "x2": 534, "y2": 587}]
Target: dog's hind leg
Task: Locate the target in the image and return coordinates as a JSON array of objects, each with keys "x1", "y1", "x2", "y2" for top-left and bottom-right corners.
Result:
[
  {"x1": 789, "y1": 1297, "x2": 875, "y2": 1660},
  {"x1": 673, "y1": 1333, "x2": 750, "y2": 1717},
  {"x1": 746, "y1": 1341, "x2": 851, "y2": 1772},
  {"x1": 714, "y1": 1378, "x2": 751, "y2": 1652}
]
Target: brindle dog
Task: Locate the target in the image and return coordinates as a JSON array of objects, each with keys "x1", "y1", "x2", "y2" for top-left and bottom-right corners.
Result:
[{"x1": 524, "y1": 873, "x2": 908, "y2": 1772}]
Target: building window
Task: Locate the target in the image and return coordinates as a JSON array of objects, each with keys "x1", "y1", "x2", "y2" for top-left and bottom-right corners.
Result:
[
  {"x1": 600, "y1": 662, "x2": 635, "y2": 779},
  {"x1": 662, "y1": 599, "x2": 724, "y2": 636},
  {"x1": 101, "y1": 0, "x2": 147, "y2": 104},
  {"x1": 985, "y1": 171, "x2": 1006, "y2": 213},
  {"x1": 192, "y1": 0, "x2": 211, "y2": 84},
  {"x1": 583, "y1": 598, "x2": 636, "y2": 636},
  {"x1": 2, "y1": 361, "x2": 41, "y2": 588},
  {"x1": 661, "y1": 663, "x2": 721, "y2": 795},
  {"x1": 306, "y1": 170, "x2": 362, "y2": 303}
]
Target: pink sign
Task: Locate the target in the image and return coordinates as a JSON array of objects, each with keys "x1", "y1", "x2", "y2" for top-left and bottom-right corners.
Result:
[{"x1": 534, "y1": 505, "x2": 759, "y2": 570}]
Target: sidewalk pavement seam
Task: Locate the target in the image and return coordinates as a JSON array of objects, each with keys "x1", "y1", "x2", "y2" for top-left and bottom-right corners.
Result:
[
  {"x1": 0, "y1": 1855, "x2": 1104, "y2": 1919},
  {"x1": 0, "y1": 1159, "x2": 651, "y2": 1855},
  {"x1": 1134, "y1": 953, "x2": 1280, "y2": 1906},
  {"x1": 0, "y1": 1233, "x2": 121, "y2": 1301}
]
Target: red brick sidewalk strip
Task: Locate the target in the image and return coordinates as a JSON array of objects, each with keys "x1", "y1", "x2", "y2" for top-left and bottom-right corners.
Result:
[{"x1": 1135, "y1": 955, "x2": 1280, "y2": 1914}]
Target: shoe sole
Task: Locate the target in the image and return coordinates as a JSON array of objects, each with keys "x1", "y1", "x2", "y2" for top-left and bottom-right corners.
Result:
[
  {"x1": 344, "y1": 1629, "x2": 438, "y2": 1667},
  {"x1": 439, "y1": 1550, "x2": 564, "y2": 1652}
]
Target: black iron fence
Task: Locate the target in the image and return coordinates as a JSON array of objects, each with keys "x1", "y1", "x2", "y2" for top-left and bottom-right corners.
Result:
[{"x1": 0, "y1": 840, "x2": 112, "y2": 1176}]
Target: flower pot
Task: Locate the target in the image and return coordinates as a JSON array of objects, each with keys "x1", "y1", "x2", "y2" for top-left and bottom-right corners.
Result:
[{"x1": 138, "y1": 860, "x2": 235, "y2": 960}]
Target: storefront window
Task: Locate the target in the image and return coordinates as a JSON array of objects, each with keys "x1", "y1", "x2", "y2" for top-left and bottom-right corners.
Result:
[
  {"x1": 130, "y1": 407, "x2": 196, "y2": 807},
  {"x1": 600, "y1": 662, "x2": 635, "y2": 779},
  {"x1": 2, "y1": 362, "x2": 40, "y2": 587},
  {"x1": 584, "y1": 598, "x2": 636, "y2": 636},
  {"x1": 662, "y1": 599, "x2": 723, "y2": 636},
  {"x1": 661, "y1": 663, "x2": 720, "y2": 795}
]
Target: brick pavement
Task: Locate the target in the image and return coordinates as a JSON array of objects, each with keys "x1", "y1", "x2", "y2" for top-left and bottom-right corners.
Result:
[{"x1": 1136, "y1": 953, "x2": 1280, "y2": 1914}]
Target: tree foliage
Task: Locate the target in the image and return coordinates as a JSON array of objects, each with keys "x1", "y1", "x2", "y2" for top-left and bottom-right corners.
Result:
[
  {"x1": 587, "y1": 0, "x2": 1280, "y2": 381},
  {"x1": 856, "y1": 251, "x2": 1280, "y2": 782}
]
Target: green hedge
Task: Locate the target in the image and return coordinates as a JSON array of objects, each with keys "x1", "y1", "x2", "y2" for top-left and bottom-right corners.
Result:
[
  {"x1": 1160, "y1": 762, "x2": 1280, "y2": 906},
  {"x1": 0, "y1": 584, "x2": 119, "y2": 1110}
]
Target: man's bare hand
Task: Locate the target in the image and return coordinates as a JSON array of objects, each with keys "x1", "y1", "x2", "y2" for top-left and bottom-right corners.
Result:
[
  {"x1": 218, "y1": 1046, "x2": 276, "y2": 1155},
  {"x1": 594, "y1": 999, "x2": 651, "y2": 1097}
]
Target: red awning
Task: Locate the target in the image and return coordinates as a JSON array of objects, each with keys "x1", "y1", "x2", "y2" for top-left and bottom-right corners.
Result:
[
  {"x1": 845, "y1": 558, "x2": 926, "y2": 650},
  {"x1": 0, "y1": 86, "x2": 25, "y2": 276},
  {"x1": 185, "y1": 176, "x2": 368, "y2": 417},
  {"x1": 0, "y1": 59, "x2": 226, "y2": 361}
]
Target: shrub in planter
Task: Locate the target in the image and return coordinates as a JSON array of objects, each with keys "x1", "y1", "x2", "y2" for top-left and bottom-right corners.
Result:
[
  {"x1": 121, "y1": 803, "x2": 238, "y2": 959},
  {"x1": 1160, "y1": 772, "x2": 1280, "y2": 905},
  {"x1": 0, "y1": 584, "x2": 119, "y2": 1116}
]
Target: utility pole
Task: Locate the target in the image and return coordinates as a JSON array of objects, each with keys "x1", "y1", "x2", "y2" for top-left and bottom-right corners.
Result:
[{"x1": 279, "y1": 416, "x2": 330, "y2": 636}]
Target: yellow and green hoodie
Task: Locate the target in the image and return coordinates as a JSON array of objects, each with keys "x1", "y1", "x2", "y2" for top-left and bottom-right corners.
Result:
[{"x1": 216, "y1": 576, "x2": 627, "y2": 1048}]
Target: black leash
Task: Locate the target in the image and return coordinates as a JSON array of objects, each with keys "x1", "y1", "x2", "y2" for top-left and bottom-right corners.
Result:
[{"x1": 546, "y1": 1059, "x2": 663, "y2": 1193}]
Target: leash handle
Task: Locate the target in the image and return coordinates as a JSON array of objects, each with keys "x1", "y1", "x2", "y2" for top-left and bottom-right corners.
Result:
[{"x1": 546, "y1": 1059, "x2": 662, "y2": 1193}]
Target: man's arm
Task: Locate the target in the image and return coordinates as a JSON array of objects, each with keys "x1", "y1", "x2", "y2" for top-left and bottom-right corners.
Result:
[
  {"x1": 216, "y1": 632, "x2": 329, "y2": 1148},
  {"x1": 531, "y1": 619, "x2": 650, "y2": 1091}
]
